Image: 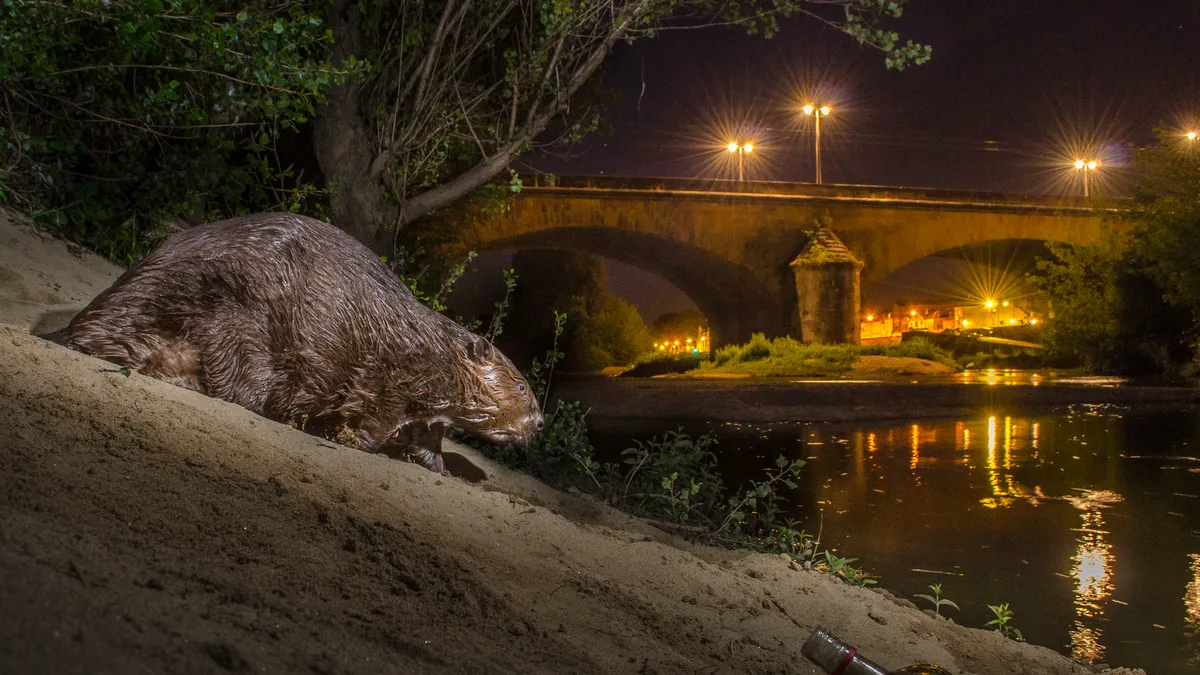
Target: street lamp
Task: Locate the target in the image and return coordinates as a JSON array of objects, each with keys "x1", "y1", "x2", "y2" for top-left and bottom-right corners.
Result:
[
  {"x1": 802, "y1": 103, "x2": 832, "y2": 184},
  {"x1": 1073, "y1": 159, "x2": 1099, "y2": 198},
  {"x1": 726, "y1": 140, "x2": 754, "y2": 181},
  {"x1": 1188, "y1": 131, "x2": 1198, "y2": 141}
]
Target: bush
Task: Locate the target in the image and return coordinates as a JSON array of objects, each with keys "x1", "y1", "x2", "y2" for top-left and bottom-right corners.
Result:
[
  {"x1": 620, "y1": 352, "x2": 704, "y2": 377},
  {"x1": 565, "y1": 296, "x2": 654, "y2": 370},
  {"x1": 0, "y1": 1, "x2": 349, "y2": 264}
]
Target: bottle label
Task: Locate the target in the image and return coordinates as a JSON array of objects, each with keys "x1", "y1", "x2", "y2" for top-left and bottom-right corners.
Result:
[{"x1": 831, "y1": 647, "x2": 858, "y2": 675}]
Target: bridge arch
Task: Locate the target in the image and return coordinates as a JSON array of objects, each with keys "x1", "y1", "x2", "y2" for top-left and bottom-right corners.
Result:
[
  {"x1": 477, "y1": 227, "x2": 793, "y2": 347},
  {"x1": 865, "y1": 238, "x2": 1062, "y2": 309}
]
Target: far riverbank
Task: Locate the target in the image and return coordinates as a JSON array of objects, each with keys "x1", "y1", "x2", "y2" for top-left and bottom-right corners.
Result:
[{"x1": 548, "y1": 373, "x2": 1200, "y2": 423}]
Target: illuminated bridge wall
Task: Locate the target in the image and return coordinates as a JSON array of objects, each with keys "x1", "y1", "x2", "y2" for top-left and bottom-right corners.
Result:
[{"x1": 465, "y1": 175, "x2": 1110, "y2": 347}]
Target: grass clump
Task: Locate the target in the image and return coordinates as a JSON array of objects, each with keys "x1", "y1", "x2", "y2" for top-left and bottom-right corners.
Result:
[
  {"x1": 861, "y1": 337, "x2": 959, "y2": 369},
  {"x1": 695, "y1": 334, "x2": 956, "y2": 377}
]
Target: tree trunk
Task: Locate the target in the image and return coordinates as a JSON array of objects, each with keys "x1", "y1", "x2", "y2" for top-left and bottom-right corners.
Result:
[{"x1": 311, "y1": 0, "x2": 391, "y2": 249}]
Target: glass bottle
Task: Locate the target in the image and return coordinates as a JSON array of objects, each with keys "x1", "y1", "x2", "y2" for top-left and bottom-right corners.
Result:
[{"x1": 801, "y1": 626, "x2": 953, "y2": 675}]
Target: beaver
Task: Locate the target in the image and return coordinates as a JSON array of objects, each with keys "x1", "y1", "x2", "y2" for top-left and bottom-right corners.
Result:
[{"x1": 41, "y1": 212, "x2": 543, "y2": 475}]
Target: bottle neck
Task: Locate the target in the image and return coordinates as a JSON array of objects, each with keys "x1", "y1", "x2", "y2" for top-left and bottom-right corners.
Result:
[{"x1": 801, "y1": 627, "x2": 891, "y2": 675}]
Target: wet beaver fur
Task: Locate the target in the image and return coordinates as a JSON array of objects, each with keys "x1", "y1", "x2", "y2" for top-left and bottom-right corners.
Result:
[{"x1": 42, "y1": 213, "x2": 543, "y2": 475}]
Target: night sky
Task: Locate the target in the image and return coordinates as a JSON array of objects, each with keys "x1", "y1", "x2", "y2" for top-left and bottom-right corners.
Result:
[{"x1": 454, "y1": 1, "x2": 1200, "y2": 323}]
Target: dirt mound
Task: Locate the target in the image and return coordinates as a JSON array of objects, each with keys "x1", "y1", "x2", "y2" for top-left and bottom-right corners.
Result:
[{"x1": 852, "y1": 355, "x2": 958, "y2": 377}]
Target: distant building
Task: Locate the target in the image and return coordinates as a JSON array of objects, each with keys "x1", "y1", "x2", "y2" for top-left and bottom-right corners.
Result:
[{"x1": 860, "y1": 300, "x2": 1040, "y2": 343}]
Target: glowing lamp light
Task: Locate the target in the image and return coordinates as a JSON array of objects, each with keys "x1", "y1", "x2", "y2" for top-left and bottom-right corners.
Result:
[
  {"x1": 1188, "y1": 131, "x2": 1198, "y2": 141},
  {"x1": 1009, "y1": 319, "x2": 1017, "y2": 325},
  {"x1": 984, "y1": 299, "x2": 996, "y2": 309},
  {"x1": 819, "y1": 105, "x2": 831, "y2": 116},
  {"x1": 1074, "y1": 159, "x2": 1085, "y2": 170},
  {"x1": 1030, "y1": 318, "x2": 1039, "y2": 325},
  {"x1": 802, "y1": 104, "x2": 814, "y2": 115},
  {"x1": 962, "y1": 319, "x2": 971, "y2": 327},
  {"x1": 866, "y1": 314, "x2": 874, "y2": 322},
  {"x1": 743, "y1": 143, "x2": 754, "y2": 153},
  {"x1": 726, "y1": 142, "x2": 739, "y2": 153},
  {"x1": 1001, "y1": 300, "x2": 1010, "y2": 307},
  {"x1": 910, "y1": 309, "x2": 917, "y2": 316},
  {"x1": 1088, "y1": 160, "x2": 1098, "y2": 170}
]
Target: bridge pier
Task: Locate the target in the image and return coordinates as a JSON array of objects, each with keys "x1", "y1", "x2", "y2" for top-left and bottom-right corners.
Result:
[{"x1": 790, "y1": 228, "x2": 864, "y2": 345}]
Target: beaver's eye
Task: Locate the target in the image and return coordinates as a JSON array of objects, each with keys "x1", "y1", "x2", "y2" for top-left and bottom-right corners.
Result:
[{"x1": 518, "y1": 384, "x2": 526, "y2": 393}]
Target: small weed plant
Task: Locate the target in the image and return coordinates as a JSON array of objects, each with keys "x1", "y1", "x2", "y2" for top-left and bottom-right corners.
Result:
[
  {"x1": 914, "y1": 583, "x2": 960, "y2": 616},
  {"x1": 815, "y1": 550, "x2": 877, "y2": 586},
  {"x1": 986, "y1": 602, "x2": 1024, "y2": 641}
]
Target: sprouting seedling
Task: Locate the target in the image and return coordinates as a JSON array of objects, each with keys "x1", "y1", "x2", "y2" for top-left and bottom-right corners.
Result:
[
  {"x1": 986, "y1": 602, "x2": 1024, "y2": 641},
  {"x1": 914, "y1": 583, "x2": 959, "y2": 616}
]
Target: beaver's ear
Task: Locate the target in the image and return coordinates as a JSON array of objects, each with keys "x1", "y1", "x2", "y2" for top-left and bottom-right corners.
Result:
[{"x1": 466, "y1": 333, "x2": 494, "y2": 362}]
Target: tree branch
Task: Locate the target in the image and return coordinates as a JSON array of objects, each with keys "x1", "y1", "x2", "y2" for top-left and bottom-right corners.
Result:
[{"x1": 394, "y1": 3, "x2": 644, "y2": 224}]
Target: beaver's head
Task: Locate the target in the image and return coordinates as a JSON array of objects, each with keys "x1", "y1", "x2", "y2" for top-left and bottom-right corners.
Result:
[{"x1": 451, "y1": 334, "x2": 543, "y2": 446}]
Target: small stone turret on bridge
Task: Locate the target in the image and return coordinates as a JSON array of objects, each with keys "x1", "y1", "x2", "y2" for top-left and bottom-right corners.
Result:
[
  {"x1": 465, "y1": 175, "x2": 1113, "y2": 348},
  {"x1": 790, "y1": 228, "x2": 863, "y2": 345}
]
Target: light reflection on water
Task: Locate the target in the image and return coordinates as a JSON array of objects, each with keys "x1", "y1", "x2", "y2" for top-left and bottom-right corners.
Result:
[
  {"x1": 590, "y1": 407, "x2": 1200, "y2": 674},
  {"x1": 1188, "y1": 554, "x2": 1200, "y2": 620},
  {"x1": 1066, "y1": 491, "x2": 1121, "y2": 663}
]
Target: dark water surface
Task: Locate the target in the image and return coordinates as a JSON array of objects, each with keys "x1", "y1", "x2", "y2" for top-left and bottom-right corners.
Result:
[{"x1": 589, "y1": 405, "x2": 1200, "y2": 674}]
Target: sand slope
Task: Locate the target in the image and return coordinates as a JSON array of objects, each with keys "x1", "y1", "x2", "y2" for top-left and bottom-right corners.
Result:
[{"x1": 0, "y1": 209, "x2": 1144, "y2": 674}]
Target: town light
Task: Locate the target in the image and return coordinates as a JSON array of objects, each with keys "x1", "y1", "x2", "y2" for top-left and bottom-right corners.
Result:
[
  {"x1": 984, "y1": 299, "x2": 996, "y2": 309},
  {"x1": 802, "y1": 104, "x2": 814, "y2": 115},
  {"x1": 910, "y1": 309, "x2": 917, "y2": 316},
  {"x1": 727, "y1": 141, "x2": 739, "y2": 153},
  {"x1": 1188, "y1": 131, "x2": 1198, "y2": 141},
  {"x1": 1001, "y1": 300, "x2": 1010, "y2": 307},
  {"x1": 1030, "y1": 318, "x2": 1038, "y2": 325},
  {"x1": 866, "y1": 314, "x2": 874, "y2": 322}
]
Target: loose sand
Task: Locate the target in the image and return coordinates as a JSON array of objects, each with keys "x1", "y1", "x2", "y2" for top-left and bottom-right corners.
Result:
[{"x1": 0, "y1": 209, "x2": 1146, "y2": 674}]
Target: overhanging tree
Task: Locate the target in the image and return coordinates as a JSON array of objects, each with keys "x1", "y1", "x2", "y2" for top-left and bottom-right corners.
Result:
[
  {"x1": 314, "y1": 0, "x2": 931, "y2": 249},
  {"x1": 1, "y1": 0, "x2": 930, "y2": 260}
]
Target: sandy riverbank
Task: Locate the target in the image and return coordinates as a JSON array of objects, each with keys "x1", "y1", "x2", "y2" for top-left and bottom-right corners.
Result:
[{"x1": 0, "y1": 209, "x2": 1147, "y2": 675}]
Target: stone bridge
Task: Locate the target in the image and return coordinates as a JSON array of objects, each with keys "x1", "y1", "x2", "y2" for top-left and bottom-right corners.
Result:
[{"x1": 464, "y1": 175, "x2": 1114, "y2": 347}]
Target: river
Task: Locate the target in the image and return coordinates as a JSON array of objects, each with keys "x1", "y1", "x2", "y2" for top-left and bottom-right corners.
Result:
[{"x1": 589, "y1": 405, "x2": 1200, "y2": 674}]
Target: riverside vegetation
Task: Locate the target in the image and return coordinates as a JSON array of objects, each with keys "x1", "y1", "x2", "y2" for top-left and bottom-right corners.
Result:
[{"x1": 628, "y1": 333, "x2": 959, "y2": 378}]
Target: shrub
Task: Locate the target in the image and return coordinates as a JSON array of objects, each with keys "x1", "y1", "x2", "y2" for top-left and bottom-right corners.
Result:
[{"x1": 563, "y1": 296, "x2": 654, "y2": 371}]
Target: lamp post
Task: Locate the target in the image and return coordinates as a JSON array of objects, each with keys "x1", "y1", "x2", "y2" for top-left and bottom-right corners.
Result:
[
  {"x1": 726, "y1": 141, "x2": 754, "y2": 181},
  {"x1": 802, "y1": 104, "x2": 831, "y2": 184},
  {"x1": 1073, "y1": 159, "x2": 1099, "y2": 198}
]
